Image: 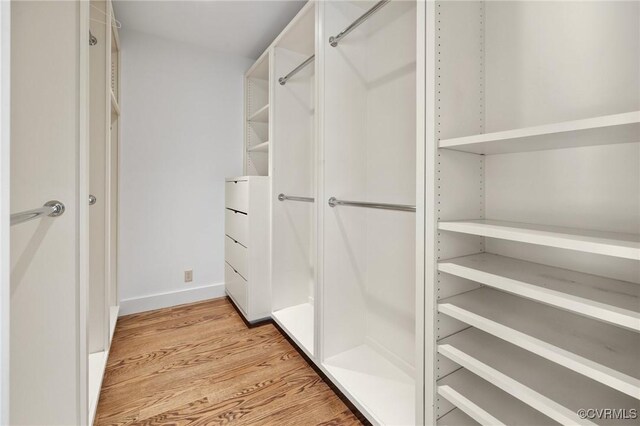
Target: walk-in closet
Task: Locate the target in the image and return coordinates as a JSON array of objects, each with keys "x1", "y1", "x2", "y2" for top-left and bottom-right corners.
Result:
[{"x1": 3, "y1": 1, "x2": 638, "y2": 425}]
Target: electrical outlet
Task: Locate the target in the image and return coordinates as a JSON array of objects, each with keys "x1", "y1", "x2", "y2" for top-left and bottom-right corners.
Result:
[{"x1": 184, "y1": 270, "x2": 193, "y2": 283}]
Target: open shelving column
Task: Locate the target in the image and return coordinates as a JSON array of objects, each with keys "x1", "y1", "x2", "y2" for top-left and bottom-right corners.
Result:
[
  {"x1": 245, "y1": 54, "x2": 270, "y2": 176},
  {"x1": 428, "y1": 1, "x2": 640, "y2": 424}
]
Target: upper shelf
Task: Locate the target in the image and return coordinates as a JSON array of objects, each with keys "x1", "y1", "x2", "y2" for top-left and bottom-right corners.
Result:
[
  {"x1": 439, "y1": 111, "x2": 640, "y2": 154},
  {"x1": 438, "y1": 219, "x2": 640, "y2": 260},
  {"x1": 247, "y1": 141, "x2": 269, "y2": 153},
  {"x1": 248, "y1": 104, "x2": 269, "y2": 123},
  {"x1": 438, "y1": 253, "x2": 640, "y2": 331},
  {"x1": 110, "y1": 90, "x2": 120, "y2": 116}
]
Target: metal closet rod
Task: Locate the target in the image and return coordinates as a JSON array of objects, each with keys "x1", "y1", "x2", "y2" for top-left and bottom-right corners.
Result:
[
  {"x1": 10, "y1": 200, "x2": 65, "y2": 226},
  {"x1": 278, "y1": 193, "x2": 314, "y2": 203},
  {"x1": 329, "y1": 0, "x2": 390, "y2": 47},
  {"x1": 328, "y1": 197, "x2": 415, "y2": 212},
  {"x1": 278, "y1": 55, "x2": 315, "y2": 85}
]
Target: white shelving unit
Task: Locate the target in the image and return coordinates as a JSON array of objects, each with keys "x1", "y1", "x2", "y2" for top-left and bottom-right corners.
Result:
[
  {"x1": 247, "y1": 104, "x2": 269, "y2": 123},
  {"x1": 439, "y1": 111, "x2": 640, "y2": 155},
  {"x1": 438, "y1": 253, "x2": 640, "y2": 331},
  {"x1": 426, "y1": 2, "x2": 640, "y2": 425},
  {"x1": 244, "y1": 53, "x2": 271, "y2": 177}
]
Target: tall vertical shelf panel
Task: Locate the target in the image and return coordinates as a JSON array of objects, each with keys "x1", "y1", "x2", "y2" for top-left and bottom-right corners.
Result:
[
  {"x1": 425, "y1": 1, "x2": 640, "y2": 424},
  {"x1": 244, "y1": 51, "x2": 272, "y2": 177},
  {"x1": 271, "y1": 2, "x2": 317, "y2": 358},
  {"x1": 318, "y1": 1, "x2": 423, "y2": 424}
]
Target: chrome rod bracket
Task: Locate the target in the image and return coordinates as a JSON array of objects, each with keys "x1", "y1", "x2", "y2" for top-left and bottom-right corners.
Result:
[
  {"x1": 44, "y1": 200, "x2": 65, "y2": 217},
  {"x1": 329, "y1": 0, "x2": 390, "y2": 47}
]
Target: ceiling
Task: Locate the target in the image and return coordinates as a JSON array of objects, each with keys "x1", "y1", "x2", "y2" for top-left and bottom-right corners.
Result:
[{"x1": 113, "y1": 1, "x2": 307, "y2": 59}]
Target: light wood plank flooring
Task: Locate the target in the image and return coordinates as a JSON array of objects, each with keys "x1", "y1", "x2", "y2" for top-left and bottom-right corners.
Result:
[{"x1": 95, "y1": 297, "x2": 364, "y2": 425}]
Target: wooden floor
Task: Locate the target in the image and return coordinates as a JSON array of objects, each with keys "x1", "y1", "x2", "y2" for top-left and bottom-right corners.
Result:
[{"x1": 95, "y1": 297, "x2": 364, "y2": 425}]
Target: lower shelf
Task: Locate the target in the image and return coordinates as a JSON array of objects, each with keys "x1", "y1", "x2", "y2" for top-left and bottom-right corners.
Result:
[
  {"x1": 272, "y1": 303, "x2": 314, "y2": 357},
  {"x1": 438, "y1": 327, "x2": 639, "y2": 425},
  {"x1": 323, "y1": 345, "x2": 415, "y2": 426},
  {"x1": 438, "y1": 409, "x2": 479, "y2": 426},
  {"x1": 438, "y1": 368, "x2": 557, "y2": 425},
  {"x1": 88, "y1": 350, "x2": 107, "y2": 424}
]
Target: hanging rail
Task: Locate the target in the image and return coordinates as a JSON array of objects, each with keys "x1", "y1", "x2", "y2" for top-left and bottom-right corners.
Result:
[
  {"x1": 10, "y1": 200, "x2": 65, "y2": 226},
  {"x1": 278, "y1": 193, "x2": 314, "y2": 203},
  {"x1": 279, "y1": 55, "x2": 315, "y2": 85},
  {"x1": 328, "y1": 197, "x2": 415, "y2": 212},
  {"x1": 329, "y1": 0, "x2": 390, "y2": 47}
]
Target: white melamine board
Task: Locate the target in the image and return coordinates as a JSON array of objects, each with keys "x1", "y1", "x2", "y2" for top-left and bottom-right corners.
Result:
[
  {"x1": 439, "y1": 328, "x2": 640, "y2": 426},
  {"x1": 275, "y1": 3, "x2": 315, "y2": 56},
  {"x1": 272, "y1": 303, "x2": 314, "y2": 357},
  {"x1": 438, "y1": 368, "x2": 558, "y2": 426},
  {"x1": 439, "y1": 287, "x2": 640, "y2": 398},
  {"x1": 248, "y1": 104, "x2": 269, "y2": 123},
  {"x1": 323, "y1": 344, "x2": 415, "y2": 426},
  {"x1": 438, "y1": 220, "x2": 640, "y2": 261},
  {"x1": 438, "y1": 409, "x2": 480, "y2": 426},
  {"x1": 109, "y1": 306, "x2": 119, "y2": 342},
  {"x1": 88, "y1": 351, "x2": 107, "y2": 425},
  {"x1": 439, "y1": 111, "x2": 640, "y2": 155},
  {"x1": 438, "y1": 253, "x2": 640, "y2": 331}
]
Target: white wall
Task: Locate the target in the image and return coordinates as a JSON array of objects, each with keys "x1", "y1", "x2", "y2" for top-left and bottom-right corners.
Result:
[{"x1": 119, "y1": 29, "x2": 253, "y2": 315}]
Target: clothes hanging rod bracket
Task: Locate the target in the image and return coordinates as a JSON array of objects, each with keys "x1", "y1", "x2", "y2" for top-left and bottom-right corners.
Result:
[
  {"x1": 278, "y1": 55, "x2": 315, "y2": 85},
  {"x1": 10, "y1": 200, "x2": 65, "y2": 226},
  {"x1": 329, "y1": 0, "x2": 390, "y2": 47},
  {"x1": 328, "y1": 197, "x2": 415, "y2": 212},
  {"x1": 278, "y1": 193, "x2": 315, "y2": 203}
]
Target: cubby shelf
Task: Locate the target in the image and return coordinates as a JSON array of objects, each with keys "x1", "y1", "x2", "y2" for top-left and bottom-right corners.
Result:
[
  {"x1": 247, "y1": 104, "x2": 269, "y2": 123},
  {"x1": 439, "y1": 287, "x2": 640, "y2": 398},
  {"x1": 438, "y1": 253, "x2": 640, "y2": 331},
  {"x1": 438, "y1": 328, "x2": 639, "y2": 426},
  {"x1": 438, "y1": 220, "x2": 640, "y2": 260},
  {"x1": 247, "y1": 141, "x2": 269, "y2": 153},
  {"x1": 272, "y1": 303, "x2": 314, "y2": 357},
  {"x1": 439, "y1": 111, "x2": 640, "y2": 154},
  {"x1": 323, "y1": 345, "x2": 415, "y2": 426},
  {"x1": 438, "y1": 368, "x2": 557, "y2": 425}
]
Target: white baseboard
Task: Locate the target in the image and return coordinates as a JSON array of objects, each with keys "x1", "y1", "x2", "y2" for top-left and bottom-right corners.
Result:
[{"x1": 119, "y1": 282, "x2": 225, "y2": 316}]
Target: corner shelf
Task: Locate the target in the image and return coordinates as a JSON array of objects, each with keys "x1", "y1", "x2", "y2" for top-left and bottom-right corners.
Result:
[
  {"x1": 247, "y1": 104, "x2": 269, "y2": 123},
  {"x1": 439, "y1": 111, "x2": 640, "y2": 154},
  {"x1": 247, "y1": 141, "x2": 269, "y2": 153},
  {"x1": 438, "y1": 219, "x2": 640, "y2": 260},
  {"x1": 438, "y1": 368, "x2": 556, "y2": 425},
  {"x1": 438, "y1": 287, "x2": 640, "y2": 398},
  {"x1": 438, "y1": 328, "x2": 639, "y2": 426},
  {"x1": 438, "y1": 253, "x2": 640, "y2": 331}
]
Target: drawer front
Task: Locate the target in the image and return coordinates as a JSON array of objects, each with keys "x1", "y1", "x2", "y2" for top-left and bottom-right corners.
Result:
[
  {"x1": 225, "y1": 208, "x2": 248, "y2": 247},
  {"x1": 225, "y1": 262, "x2": 247, "y2": 313},
  {"x1": 225, "y1": 180, "x2": 249, "y2": 213},
  {"x1": 225, "y1": 235, "x2": 248, "y2": 279}
]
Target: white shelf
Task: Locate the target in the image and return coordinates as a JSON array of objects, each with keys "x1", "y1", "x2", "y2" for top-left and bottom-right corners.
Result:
[
  {"x1": 439, "y1": 287, "x2": 640, "y2": 398},
  {"x1": 272, "y1": 303, "x2": 314, "y2": 357},
  {"x1": 438, "y1": 328, "x2": 639, "y2": 425},
  {"x1": 109, "y1": 305, "x2": 119, "y2": 342},
  {"x1": 438, "y1": 220, "x2": 640, "y2": 260},
  {"x1": 247, "y1": 141, "x2": 269, "y2": 153},
  {"x1": 323, "y1": 345, "x2": 415, "y2": 426},
  {"x1": 438, "y1": 253, "x2": 640, "y2": 331},
  {"x1": 439, "y1": 111, "x2": 640, "y2": 154},
  {"x1": 88, "y1": 350, "x2": 108, "y2": 425},
  {"x1": 438, "y1": 409, "x2": 480, "y2": 426},
  {"x1": 247, "y1": 104, "x2": 269, "y2": 123},
  {"x1": 438, "y1": 368, "x2": 556, "y2": 425},
  {"x1": 110, "y1": 89, "x2": 120, "y2": 116}
]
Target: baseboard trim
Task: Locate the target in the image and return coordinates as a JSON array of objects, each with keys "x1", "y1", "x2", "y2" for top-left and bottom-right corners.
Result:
[{"x1": 119, "y1": 282, "x2": 226, "y2": 316}]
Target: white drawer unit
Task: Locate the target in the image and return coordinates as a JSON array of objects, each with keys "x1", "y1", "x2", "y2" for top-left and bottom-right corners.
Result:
[{"x1": 224, "y1": 176, "x2": 270, "y2": 322}]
